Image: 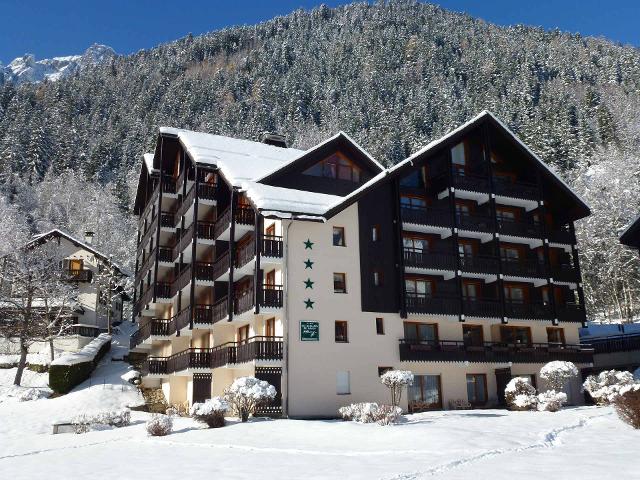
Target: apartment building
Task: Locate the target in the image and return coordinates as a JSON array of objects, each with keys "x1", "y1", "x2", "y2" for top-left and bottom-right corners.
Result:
[{"x1": 131, "y1": 111, "x2": 593, "y2": 417}]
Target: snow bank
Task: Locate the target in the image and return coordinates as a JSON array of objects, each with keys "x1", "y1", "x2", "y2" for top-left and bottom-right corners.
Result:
[{"x1": 51, "y1": 334, "x2": 111, "y2": 366}]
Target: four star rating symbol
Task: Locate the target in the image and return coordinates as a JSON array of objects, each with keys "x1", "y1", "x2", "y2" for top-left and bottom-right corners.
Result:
[
  {"x1": 304, "y1": 239, "x2": 315, "y2": 309},
  {"x1": 304, "y1": 298, "x2": 315, "y2": 309}
]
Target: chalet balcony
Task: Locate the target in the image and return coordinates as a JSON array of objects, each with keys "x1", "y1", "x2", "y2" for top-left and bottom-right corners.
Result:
[
  {"x1": 456, "y1": 213, "x2": 494, "y2": 233},
  {"x1": 459, "y1": 254, "x2": 500, "y2": 274},
  {"x1": 197, "y1": 221, "x2": 216, "y2": 241},
  {"x1": 399, "y1": 339, "x2": 593, "y2": 364},
  {"x1": 556, "y1": 303, "x2": 587, "y2": 323},
  {"x1": 212, "y1": 251, "x2": 230, "y2": 280},
  {"x1": 214, "y1": 205, "x2": 256, "y2": 241},
  {"x1": 161, "y1": 175, "x2": 177, "y2": 195},
  {"x1": 492, "y1": 177, "x2": 540, "y2": 201},
  {"x1": 235, "y1": 336, "x2": 284, "y2": 364},
  {"x1": 138, "y1": 184, "x2": 160, "y2": 229},
  {"x1": 504, "y1": 300, "x2": 552, "y2": 320},
  {"x1": 131, "y1": 316, "x2": 177, "y2": 347},
  {"x1": 234, "y1": 284, "x2": 284, "y2": 316},
  {"x1": 403, "y1": 249, "x2": 456, "y2": 272},
  {"x1": 236, "y1": 240, "x2": 256, "y2": 270},
  {"x1": 451, "y1": 171, "x2": 491, "y2": 194},
  {"x1": 158, "y1": 246, "x2": 174, "y2": 263},
  {"x1": 462, "y1": 298, "x2": 502, "y2": 318},
  {"x1": 65, "y1": 269, "x2": 93, "y2": 282},
  {"x1": 496, "y1": 217, "x2": 542, "y2": 239},
  {"x1": 400, "y1": 206, "x2": 452, "y2": 229},
  {"x1": 548, "y1": 226, "x2": 576, "y2": 245},
  {"x1": 550, "y1": 263, "x2": 580, "y2": 283},
  {"x1": 501, "y1": 258, "x2": 547, "y2": 278},
  {"x1": 262, "y1": 235, "x2": 284, "y2": 258},
  {"x1": 405, "y1": 294, "x2": 460, "y2": 316},
  {"x1": 160, "y1": 212, "x2": 175, "y2": 229}
]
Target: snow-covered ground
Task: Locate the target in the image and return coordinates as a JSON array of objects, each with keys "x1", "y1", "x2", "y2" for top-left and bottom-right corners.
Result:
[{"x1": 0, "y1": 326, "x2": 636, "y2": 480}]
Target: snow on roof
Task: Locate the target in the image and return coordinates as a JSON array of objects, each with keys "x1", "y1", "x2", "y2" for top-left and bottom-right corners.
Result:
[
  {"x1": 28, "y1": 229, "x2": 129, "y2": 276},
  {"x1": 160, "y1": 127, "x2": 304, "y2": 187},
  {"x1": 241, "y1": 181, "x2": 341, "y2": 219},
  {"x1": 143, "y1": 153, "x2": 156, "y2": 173}
]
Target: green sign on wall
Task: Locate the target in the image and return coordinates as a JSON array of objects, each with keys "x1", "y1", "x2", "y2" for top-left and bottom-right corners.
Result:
[{"x1": 300, "y1": 321, "x2": 319, "y2": 341}]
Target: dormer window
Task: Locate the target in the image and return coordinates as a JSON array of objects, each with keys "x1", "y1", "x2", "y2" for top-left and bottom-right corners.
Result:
[{"x1": 303, "y1": 152, "x2": 361, "y2": 183}]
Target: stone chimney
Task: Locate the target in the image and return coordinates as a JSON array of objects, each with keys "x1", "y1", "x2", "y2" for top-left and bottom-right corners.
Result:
[
  {"x1": 84, "y1": 231, "x2": 95, "y2": 244},
  {"x1": 259, "y1": 132, "x2": 287, "y2": 148}
]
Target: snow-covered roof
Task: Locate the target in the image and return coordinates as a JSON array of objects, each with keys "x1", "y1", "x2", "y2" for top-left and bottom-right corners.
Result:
[
  {"x1": 159, "y1": 127, "x2": 304, "y2": 187},
  {"x1": 28, "y1": 229, "x2": 129, "y2": 276},
  {"x1": 143, "y1": 153, "x2": 156, "y2": 174}
]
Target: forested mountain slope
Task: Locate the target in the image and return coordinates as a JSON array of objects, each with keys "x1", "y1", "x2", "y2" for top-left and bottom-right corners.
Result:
[{"x1": 0, "y1": 1, "x2": 638, "y2": 319}]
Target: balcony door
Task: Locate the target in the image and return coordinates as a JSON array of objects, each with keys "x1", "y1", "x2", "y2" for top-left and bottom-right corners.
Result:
[
  {"x1": 500, "y1": 326, "x2": 532, "y2": 346},
  {"x1": 503, "y1": 284, "x2": 527, "y2": 304},
  {"x1": 463, "y1": 324, "x2": 484, "y2": 347},
  {"x1": 400, "y1": 195, "x2": 427, "y2": 210},
  {"x1": 461, "y1": 280, "x2": 480, "y2": 300},
  {"x1": 403, "y1": 322, "x2": 438, "y2": 345},
  {"x1": 237, "y1": 325, "x2": 250, "y2": 345},
  {"x1": 405, "y1": 277, "x2": 434, "y2": 299},
  {"x1": 265, "y1": 318, "x2": 276, "y2": 338},
  {"x1": 466, "y1": 374, "x2": 488, "y2": 406},
  {"x1": 409, "y1": 374, "x2": 442, "y2": 412}
]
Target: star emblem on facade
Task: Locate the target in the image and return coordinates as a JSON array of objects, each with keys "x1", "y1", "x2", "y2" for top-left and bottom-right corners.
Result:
[
  {"x1": 304, "y1": 278, "x2": 314, "y2": 289},
  {"x1": 304, "y1": 259, "x2": 314, "y2": 269},
  {"x1": 304, "y1": 239, "x2": 314, "y2": 249},
  {"x1": 304, "y1": 298, "x2": 315, "y2": 309}
]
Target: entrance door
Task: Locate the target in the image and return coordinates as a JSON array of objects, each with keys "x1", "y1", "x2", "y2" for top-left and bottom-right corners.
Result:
[
  {"x1": 255, "y1": 367, "x2": 282, "y2": 415},
  {"x1": 192, "y1": 373, "x2": 212, "y2": 404},
  {"x1": 495, "y1": 367, "x2": 512, "y2": 406}
]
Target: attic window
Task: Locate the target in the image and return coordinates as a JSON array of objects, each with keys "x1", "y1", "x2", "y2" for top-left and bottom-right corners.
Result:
[{"x1": 303, "y1": 152, "x2": 361, "y2": 182}]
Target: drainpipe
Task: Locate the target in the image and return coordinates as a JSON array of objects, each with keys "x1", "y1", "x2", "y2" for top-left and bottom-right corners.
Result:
[{"x1": 227, "y1": 189, "x2": 237, "y2": 322}]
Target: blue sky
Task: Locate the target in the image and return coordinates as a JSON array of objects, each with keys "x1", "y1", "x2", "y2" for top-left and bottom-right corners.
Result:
[{"x1": 0, "y1": 0, "x2": 638, "y2": 64}]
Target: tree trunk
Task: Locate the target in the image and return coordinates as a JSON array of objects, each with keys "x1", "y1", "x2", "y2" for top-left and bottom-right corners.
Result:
[
  {"x1": 13, "y1": 341, "x2": 28, "y2": 386},
  {"x1": 49, "y1": 338, "x2": 55, "y2": 361}
]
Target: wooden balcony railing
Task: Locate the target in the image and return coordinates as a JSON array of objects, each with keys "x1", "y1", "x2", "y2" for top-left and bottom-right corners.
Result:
[
  {"x1": 459, "y1": 254, "x2": 500, "y2": 274},
  {"x1": 588, "y1": 333, "x2": 640, "y2": 354},
  {"x1": 162, "y1": 175, "x2": 177, "y2": 195},
  {"x1": 462, "y1": 298, "x2": 502, "y2": 318},
  {"x1": 262, "y1": 235, "x2": 283, "y2": 258},
  {"x1": 405, "y1": 294, "x2": 461, "y2": 316},
  {"x1": 194, "y1": 262, "x2": 216, "y2": 282},
  {"x1": 160, "y1": 211, "x2": 175, "y2": 229},
  {"x1": 504, "y1": 300, "x2": 552, "y2": 320},
  {"x1": 400, "y1": 206, "x2": 452, "y2": 228},
  {"x1": 138, "y1": 183, "x2": 159, "y2": 230},
  {"x1": 259, "y1": 285, "x2": 284, "y2": 309},
  {"x1": 175, "y1": 307, "x2": 192, "y2": 331},
  {"x1": 399, "y1": 339, "x2": 593, "y2": 364},
  {"x1": 548, "y1": 226, "x2": 576, "y2": 245},
  {"x1": 198, "y1": 182, "x2": 217, "y2": 200},
  {"x1": 213, "y1": 207, "x2": 233, "y2": 239},
  {"x1": 236, "y1": 240, "x2": 256, "y2": 269},
  {"x1": 403, "y1": 249, "x2": 457, "y2": 271},
  {"x1": 212, "y1": 296, "x2": 229, "y2": 323},
  {"x1": 451, "y1": 171, "x2": 491, "y2": 193},
  {"x1": 497, "y1": 217, "x2": 542, "y2": 238},
  {"x1": 193, "y1": 304, "x2": 215, "y2": 325},
  {"x1": 235, "y1": 336, "x2": 284, "y2": 363},
  {"x1": 212, "y1": 251, "x2": 230, "y2": 280},
  {"x1": 236, "y1": 205, "x2": 255, "y2": 226},
  {"x1": 197, "y1": 221, "x2": 216, "y2": 240},
  {"x1": 137, "y1": 215, "x2": 158, "y2": 249},
  {"x1": 173, "y1": 265, "x2": 192, "y2": 295},
  {"x1": 234, "y1": 290, "x2": 255, "y2": 315},
  {"x1": 65, "y1": 269, "x2": 93, "y2": 282},
  {"x1": 492, "y1": 177, "x2": 540, "y2": 201},
  {"x1": 456, "y1": 213, "x2": 494, "y2": 233},
  {"x1": 158, "y1": 246, "x2": 174, "y2": 263},
  {"x1": 501, "y1": 258, "x2": 547, "y2": 278}
]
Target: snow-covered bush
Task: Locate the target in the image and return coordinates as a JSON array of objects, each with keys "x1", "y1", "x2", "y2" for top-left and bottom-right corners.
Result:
[
  {"x1": 224, "y1": 377, "x2": 276, "y2": 422},
  {"x1": 613, "y1": 384, "x2": 640, "y2": 429},
  {"x1": 536, "y1": 391, "x2": 568, "y2": 412},
  {"x1": 71, "y1": 408, "x2": 131, "y2": 433},
  {"x1": 338, "y1": 402, "x2": 403, "y2": 425},
  {"x1": 121, "y1": 370, "x2": 141, "y2": 385},
  {"x1": 190, "y1": 397, "x2": 229, "y2": 428},
  {"x1": 380, "y1": 370, "x2": 414, "y2": 407},
  {"x1": 504, "y1": 377, "x2": 537, "y2": 411},
  {"x1": 540, "y1": 361, "x2": 578, "y2": 391},
  {"x1": 583, "y1": 370, "x2": 636, "y2": 405},
  {"x1": 146, "y1": 414, "x2": 173, "y2": 436},
  {"x1": 17, "y1": 387, "x2": 49, "y2": 401}
]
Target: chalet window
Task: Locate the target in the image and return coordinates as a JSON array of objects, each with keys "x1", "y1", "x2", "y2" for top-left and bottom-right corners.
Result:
[
  {"x1": 373, "y1": 270, "x2": 383, "y2": 287},
  {"x1": 547, "y1": 327, "x2": 565, "y2": 345},
  {"x1": 265, "y1": 270, "x2": 276, "y2": 286},
  {"x1": 451, "y1": 142, "x2": 466, "y2": 168},
  {"x1": 399, "y1": 168, "x2": 426, "y2": 188},
  {"x1": 403, "y1": 234, "x2": 430, "y2": 252},
  {"x1": 503, "y1": 284, "x2": 526, "y2": 303},
  {"x1": 461, "y1": 281, "x2": 480, "y2": 300},
  {"x1": 335, "y1": 321, "x2": 348, "y2": 343},
  {"x1": 458, "y1": 239, "x2": 477, "y2": 257},
  {"x1": 372, "y1": 224, "x2": 380, "y2": 242},
  {"x1": 496, "y1": 207, "x2": 519, "y2": 222},
  {"x1": 466, "y1": 374, "x2": 487, "y2": 405},
  {"x1": 500, "y1": 245, "x2": 522, "y2": 262},
  {"x1": 265, "y1": 318, "x2": 276, "y2": 337},
  {"x1": 336, "y1": 371, "x2": 350, "y2": 395},
  {"x1": 375, "y1": 317, "x2": 385, "y2": 335},
  {"x1": 403, "y1": 322, "x2": 438, "y2": 344},
  {"x1": 333, "y1": 226, "x2": 346, "y2": 246},
  {"x1": 378, "y1": 366, "x2": 393, "y2": 376},
  {"x1": 409, "y1": 375, "x2": 442, "y2": 411},
  {"x1": 400, "y1": 195, "x2": 427, "y2": 209},
  {"x1": 405, "y1": 278, "x2": 433, "y2": 297},
  {"x1": 463, "y1": 325, "x2": 484, "y2": 347},
  {"x1": 303, "y1": 152, "x2": 361, "y2": 183},
  {"x1": 238, "y1": 325, "x2": 250, "y2": 344},
  {"x1": 455, "y1": 201, "x2": 473, "y2": 216},
  {"x1": 333, "y1": 273, "x2": 347, "y2": 293},
  {"x1": 68, "y1": 259, "x2": 83, "y2": 273},
  {"x1": 500, "y1": 326, "x2": 532, "y2": 345}
]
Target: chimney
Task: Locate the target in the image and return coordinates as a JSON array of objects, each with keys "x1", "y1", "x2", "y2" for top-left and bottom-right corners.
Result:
[
  {"x1": 259, "y1": 132, "x2": 287, "y2": 148},
  {"x1": 84, "y1": 231, "x2": 95, "y2": 244}
]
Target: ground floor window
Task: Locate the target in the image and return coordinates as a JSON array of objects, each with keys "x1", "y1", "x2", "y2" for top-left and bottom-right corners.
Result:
[
  {"x1": 408, "y1": 374, "x2": 442, "y2": 412},
  {"x1": 336, "y1": 371, "x2": 350, "y2": 395},
  {"x1": 466, "y1": 374, "x2": 487, "y2": 406}
]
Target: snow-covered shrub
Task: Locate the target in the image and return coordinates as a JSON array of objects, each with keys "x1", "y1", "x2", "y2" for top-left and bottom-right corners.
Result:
[
  {"x1": 536, "y1": 391, "x2": 568, "y2": 412},
  {"x1": 121, "y1": 370, "x2": 141, "y2": 385},
  {"x1": 71, "y1": 408, "x2": 131, "y2": 433},
  {"x1": 380, "y1": 370, "x2": 414, "y2": 407},
  {"x1": 613, "y1": 384, "x2": 640, "y2": 429},
  {"x1": 504, "y1": 377, "x2": 537, "y2": 411},
  {"x1": 49, "y1": 334, "x2": 111, "y2": 394},
  {"x1": 165, "y1": 406, "x2": 179, "y2": 417},
  {"x1": 540, "y1": 361, "x2": 578, "y2": 392},
  {"x1": 338, "y1": 402, "x2": 403, "y2": 425},
  {"x1": 190, "y1": 397, "x2": 229, "y2": 428},
  {"x1": 223, "y1": 376, "x2": 276, "y2": 422},
  {"x1": 146, "y1": 414, "x2": 173, "y2": 436},
  {"x1": 583, "y1": 370, "x2": 636, "y2": 405},
  {"x1": 17, "y1": 387, "x2": 49, "y2": 401}
]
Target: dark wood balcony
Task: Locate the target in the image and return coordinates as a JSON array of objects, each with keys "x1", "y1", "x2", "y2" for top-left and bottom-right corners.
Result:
[
  {"x1": 462, "y1": 298, "x2": 502, "y2": 318},
  {"x1": 556, "y1": 303, "x2": 586, "y2": 323},
  {"x1": 262, "y1": 235, "x2": 283, "y2": 258},
  {"x1": 158, "y1": 246, "x2": 174, "y2": 263},
  {"x1": 175, "y1": 307, "x2": 192, "y2": 331},
  {"x1": 193, "y1": 304, "x2": 215, "y2": 325},
  {"x1": 492, "y1": 177, "x2": 540, "y2": 201},
  {"x1": 175, "y1": 185, "x2": 196, "y2": 219},
  {"x1": 212, "y1": 296, "x2": 229, "y2": 323},
  {"x1": 403, "y1": 249, "x2": 456, "y2": 271},
  {"x1": 234, "y1": 290, "x2": 255, "y2": 315},
  {"x1": 405, "y1": 294, "x2": 461, "y2": 316},
  {"x1": 497, "y1": 217, "x2": 541, "y2": 238},
  {"x1": 550, "y1": 264, "x2": 579, "y2": 283},
  {"x1": 197, "y1": 221, "x2": 216, "y2": 240},
  {"x1": 451, "y1": 171, "x2": 491, "y2": 193},
  {"x1": 501, "y1": 258, "x2": 547, "y2": 278},
  {"x1": 213, "y1": 206, "x2": 256, "y2": 240},
  {"x1": 399, "y1": 339, "x2": 593, "y2": 364},
  {"x1": 172, "y1": 265, "x2": 192, "y2": 295},
  {"x1": 213, "y1": 207, "x2": 232, "y2": 239},
  {"x1": 65, "y1": 269, "x2": 93, "y2": 282},
  {"x1": 456, "y1": 213, "x2": 494, "y2": 233},
  {"x1": 504, "y1": 300, "x2": 552, "y2": 320},
  {"x1": 162, "y1": 175, "x2": 177, "y2": 195},
  {"x1": 138, "y1": 184, "x2": 159, "y2": 230},
  {"x1": 259, "y1": 285, "x2": 284, "y2": 309},
  {"x1": 548, "y1": 226, "x2": 576, "y2": 244},
  {"x1": 401, "y1": 206, "x2": 452, "y2": 228},
  {"x1": 160, "y1": 211, "x2": 175, "y2": 229},
  {"x1": 212, "y1": 251, "x2": 230, "y2": 280},
  {"x1": 236, "y1": 336, "x2": 284, "y2": 364},
  {"x1": 137, "y1": 215, "x2": 158, "y2": 249},
  {"x1": 236, "y1": 240, "x2": 255, "y2": 269},
  {"x1": 198, "y1": 182, "x2": 217, "y2": 200},
  {"x1": 459, "y1": 254, "x2": 500, "y2": 274},
  {"x1": 194, "y1": 262, "x2": 216, "y2": 282}
]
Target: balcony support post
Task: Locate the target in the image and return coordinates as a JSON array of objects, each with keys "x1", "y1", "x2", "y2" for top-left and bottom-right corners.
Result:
[
  {"x1": 152, "y1": 136, "x2": 165, "y2": 303},
  {"x1": 393, "y1": 178, "x2": 407, "y2": 318},
  {"x1": 189, "y1": 163, "x2": 199, "y2": 330},
  {"x1": 176, "y1": 290, "x2": 182, "y2": 337},
  {"x1": 569, "y1": 223, "x2": 587, "y2": 326},
  {"x1": 254, "y1": 213, "x2": 263, "y2": 314},
  {"x1": 227, "y1": 189, "x2": 238, "y2": 322},
  {"x1": 536, "y1": 172, "x2": 557, "y2": 324},
  {"x1": 483, "y1": 122, "x2": 507, "y2": 323},
  {"x1": 445, "y1": 149, "x2": 464, "y2": 321}
]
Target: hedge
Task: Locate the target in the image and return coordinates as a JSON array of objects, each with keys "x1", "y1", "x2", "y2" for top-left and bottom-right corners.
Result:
[{"x1": 49, "y1": 334, "x2": 111, "y2": 394}]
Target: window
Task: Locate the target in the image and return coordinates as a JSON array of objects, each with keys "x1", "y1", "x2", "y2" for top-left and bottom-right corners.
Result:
[
  {"x1": 375, "y1": 317, "x2": 385, "y2": 335},
  {"x1": 68, "y1": 259, "x2": 83, "y2": 272},
  {"x1": 335, "y1": 321, "x2": 348, "y2": 343},
  {"x1": 463, "y1": 325, "x2": 484, "y2": 347},
  {"x1": 500, "y1": 245, "x2": 522, "y2": 262},
  {"x1": 378, "y1": 366, "x2": 393, "y2": 376},
  {"x1": 547, "y1": 327, "x2": 565, "y2": 345},
  {"x1": 266, "y1": 223, "x2": 276, "y2": 237},
  {"x1": 405, "y1": 277, "x2": 433, "y2": 297},
  {"x1": 403, "y1": 322, "x2": 438, "y2": 344},
  {"x1": 373, "y1": 270, "x2": 383, "y2": 287},
  {"x1": 265, "y1": 318, "x2": 275, "y2": 337},
  {"x1": 336, "y1": 371, "x2": 350, "y2": 394},
  {"x1": 458, "y1": 239, "x2": 477, "y2": 258},
  {"x1": 461, "y1": 280, "x2": 480, "y2": 300},
  {"x1": 303, "y1": 152, "x2": 362, "y2": 183},
  {"x1": 496, "y1": 207, "x2": 519, "y2": 222},
  {"x1": 333, "y1": 226, "x2": 346, "y2": 246},
  {"x1": 333, "y1": 273, "x2": 346, "y2": 293},
  {"x1": 238, "y1": 325, "x2": 250, "y2": 344},
  {"x1": 500, "y1": 326, "x2": 532, "y2": 345},
  {"x1": 372, "y1": 225, "x2": 380, "y2": 242},
  {"x1": 409, "y1": 375, "x2": 442, "y2": 412},
  {"x1": 399, "y1": 168, "x2": 426, "y2": 188},
  {"x1": 466, "y1": 374, "x2": 487, "y2": 405},
  {"x1": 451, "y1": 142, "x2": 466, "y2": 168},
  {"x1": 400, "y1": 195, "x2": 427, "y2": 209},
  {"x1": 265, "y1": 270, "x2": 276, "y2": 287},
  {"x1": 503, "y1": 284, "x2": 527, "y2": 303},
  {"x1": 455, "y1": 200, "x2": 473, "y2": 216},
  {"x1": 403, "y1": 234, "x2": 430, "y2": 252}
]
